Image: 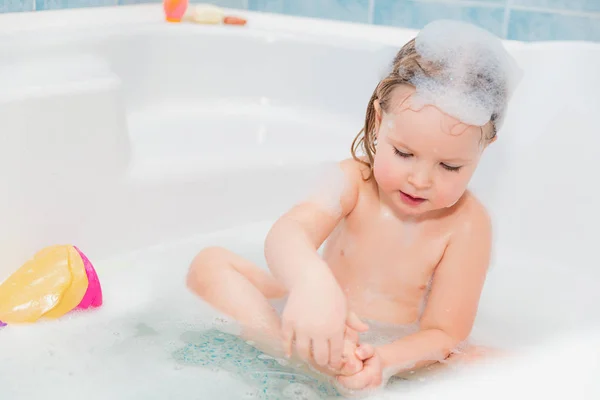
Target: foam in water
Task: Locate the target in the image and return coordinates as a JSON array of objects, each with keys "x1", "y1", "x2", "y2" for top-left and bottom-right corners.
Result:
[
  {"x1": 2, "y1": 222, "x2": 598, "y2": 399},
  {"x1": 410, "y1": 20, "x2": 523, "y2": 129},
  {"x1": 0, "y1": 226, "x2": 263, "y2": 400}
]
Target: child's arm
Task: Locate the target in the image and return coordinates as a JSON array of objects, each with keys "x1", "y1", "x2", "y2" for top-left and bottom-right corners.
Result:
[
  {"x1": 337, "y1": 205, "x2": 492, "y2": 390},
  {"x1": 264, "y1": 161, "x2": 365, "y2": 367},
  {"x1": 382, "y1": 206, "x2": 492, "y2": 373}
]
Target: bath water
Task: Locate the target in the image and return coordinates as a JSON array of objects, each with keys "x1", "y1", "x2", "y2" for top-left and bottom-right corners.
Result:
[{"x1": 1, "y1": 220, "x2": 598, "y2": 399}]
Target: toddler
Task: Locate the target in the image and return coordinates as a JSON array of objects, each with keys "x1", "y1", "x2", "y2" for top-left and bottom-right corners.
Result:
[{"x1": 187, "y1": 19, "x2": 521, "y2": 395}]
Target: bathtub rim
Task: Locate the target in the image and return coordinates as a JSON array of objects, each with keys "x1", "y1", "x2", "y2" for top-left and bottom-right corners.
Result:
[{"x1": 2, "y1": 3, "x2": 598, "y2": 50}]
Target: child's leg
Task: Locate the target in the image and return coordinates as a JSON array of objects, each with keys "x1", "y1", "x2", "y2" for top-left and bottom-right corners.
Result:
[
  {"x1": 186, "y1": 246, "x2": 364, "y2": 378},
  {"x1": 186, "y1": 246, "x2": 288, "y2": 357}
]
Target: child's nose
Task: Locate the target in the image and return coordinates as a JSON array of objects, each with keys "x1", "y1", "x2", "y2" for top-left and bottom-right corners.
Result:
[{"x1": 408, "y1": 165, "x2": 432, "y2": 190}]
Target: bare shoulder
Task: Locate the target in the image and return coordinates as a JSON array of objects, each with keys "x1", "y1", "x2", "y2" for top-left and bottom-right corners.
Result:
[
  {"x1": 298, "y1": 158, "x2": 368, "y2": 218},
  {"x1": 449, "y1": 191, "x2": 492, "y2": 243},
  {"x1": 334, "y1": 157, "x2": 369, "y2": 191},
  {"x1": 338, "y1": 157, "x2": 371, "y2": 183}
]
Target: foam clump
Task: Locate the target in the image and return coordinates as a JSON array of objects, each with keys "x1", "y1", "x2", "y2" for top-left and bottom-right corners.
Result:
[{"x1": 410, "y1": 20, "x2": 522, "y2": 129}]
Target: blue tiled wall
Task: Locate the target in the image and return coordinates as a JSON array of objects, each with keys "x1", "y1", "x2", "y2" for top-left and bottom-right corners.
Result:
[{"x1": 1, "y1": 0, "x2": 599, "y2": 42}]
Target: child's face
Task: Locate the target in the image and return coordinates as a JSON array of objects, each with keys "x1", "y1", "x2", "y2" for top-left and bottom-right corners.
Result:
[{"x1": 372, "y1": 87, "x2": 490, "y2": 217}]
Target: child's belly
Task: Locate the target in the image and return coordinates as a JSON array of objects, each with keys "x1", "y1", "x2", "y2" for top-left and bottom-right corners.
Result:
[
  {"x1": 344, "y1": 286, "x2": 425, "y2": 325},
  {"x1": 324, "y1": 247, "x2": 433, "y2": 325},
  {"x1": 322, "y1": 222, "x2": 441, "y2": 326}
]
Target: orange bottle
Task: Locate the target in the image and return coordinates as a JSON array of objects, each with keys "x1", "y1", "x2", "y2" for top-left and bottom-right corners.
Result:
[
  {"x1": 164, "y1": 0, "x2": 189, "y2": 22},
  {"x1": 224, "y1": 16, "x2": 247, "y2": 26}
]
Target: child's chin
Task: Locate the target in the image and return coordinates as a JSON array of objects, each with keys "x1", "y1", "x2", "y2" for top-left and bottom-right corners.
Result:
[
  {"x1": 395, "y1": 200, "x2": 430, "y2": 214},
  {"x1": 444, "y1": 196, "x2": 463, "y2": 209}
]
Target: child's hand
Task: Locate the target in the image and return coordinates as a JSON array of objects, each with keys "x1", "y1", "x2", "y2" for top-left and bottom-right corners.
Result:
[
  {"x1": 308, "y1": 321, "x2": 367, "y2": 377},
  {"x1": 281, "y1": 269, "x2": 367, "y2": 368},
  {"x1": 308, "y1": 335, "x2": 362, "y2": 376},
  {"x1": 332, "y1": 320, "x2": 369, "y2": 375},
  {"x1": 336, "y1": 344, "x2": 384, "y2": 391},
  {"x1": 280, "y1": 270, "x2": 346, "y2": 365},
  {"x1": 336, "y1": 330, "x2": 364, "y2": 376}
]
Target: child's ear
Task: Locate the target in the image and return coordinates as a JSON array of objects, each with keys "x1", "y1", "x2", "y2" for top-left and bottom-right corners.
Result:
[{"x1": 484, "y1": 136, "x2": 498, "y2": 149}]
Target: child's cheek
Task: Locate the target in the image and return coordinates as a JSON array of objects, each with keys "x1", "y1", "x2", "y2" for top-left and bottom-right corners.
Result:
[
  {"x1": 373, "y1": 155, "x2": 399, "y2": 192},
  {"x1": 437, "y1": 179, "x2": 468, "y2": 208}
]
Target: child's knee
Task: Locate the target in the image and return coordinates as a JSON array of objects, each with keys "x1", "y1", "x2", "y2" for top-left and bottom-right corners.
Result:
[
  {"x1": 187, "y1": 246, "x2": 230, "y2": 292},
  {"x1": 194, "y1": 246, "x2": 232, "y2": 264}
]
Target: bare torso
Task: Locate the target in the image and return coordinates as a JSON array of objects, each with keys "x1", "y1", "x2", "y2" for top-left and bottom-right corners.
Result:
[{"x1": 322, "y1": 160, "x2": 474, "y2": 325}]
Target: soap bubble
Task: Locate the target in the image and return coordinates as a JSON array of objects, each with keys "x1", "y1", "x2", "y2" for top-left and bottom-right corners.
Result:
[{"x1": 410, "y1": 20, "x2": 523, "y2": 130}]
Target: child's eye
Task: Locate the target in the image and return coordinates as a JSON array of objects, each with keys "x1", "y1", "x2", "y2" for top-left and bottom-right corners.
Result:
[
  {"x1": 441, "y1": 163, "x2": 462, "y2": 172},
  {"x1": 393, "y1": 148, "x2": 412, "y2": 158}
]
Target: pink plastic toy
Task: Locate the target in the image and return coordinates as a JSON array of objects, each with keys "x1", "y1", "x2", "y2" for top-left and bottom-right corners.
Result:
[
  {"x1": 0, "y1": 245, "x2": 103, "y2": 328},
  {"x1": 74, "y1": 246, "x2": 103, "y2": 310},
  {"x1": 163, "y1": 0, "x2": 188, "y2": 23}
]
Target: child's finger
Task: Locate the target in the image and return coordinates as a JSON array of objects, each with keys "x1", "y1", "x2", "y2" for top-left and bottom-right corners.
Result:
[
  {"x1": 340, "y1": 357, "x2": 363, "y2": 376},
  {"x1": 355, "y1": 344, "x2": 375, "y2": 361},
  {"x1": 344, "y1": 326, "x2": 359, "y2": 342},
  {"x1": 337, "y1": 370, "x2": 371, "y2": 390},
  {"x1": 281, "y1": 322, "x2": 295, "y2": 358},
  {"x1": 346, "y1": 312, "x2": 369, "y2": 332},
  {"x1": 328, "y1": 334, "x2": 344, "y2": 370},
  {"x1": 312, "y1": 338, "x2": 329, "y2": 366},
  {"x1": 295, "y1": 333, "x2": 312, "y2": 362}
]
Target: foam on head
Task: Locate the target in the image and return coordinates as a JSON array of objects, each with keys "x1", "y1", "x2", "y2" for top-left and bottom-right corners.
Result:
[{"x1": 409, "y1": 20, "x2": 522, "y2": 130}]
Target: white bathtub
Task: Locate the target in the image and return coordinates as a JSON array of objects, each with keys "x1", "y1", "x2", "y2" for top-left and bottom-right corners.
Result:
[{"x1": 1, "y1": 4, "x2": 599, "y2": 399}]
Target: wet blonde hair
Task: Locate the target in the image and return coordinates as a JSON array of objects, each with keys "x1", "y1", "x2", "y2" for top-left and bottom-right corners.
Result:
[{"x1": 351, "y1": 38, "x2": 504, "y2": 179}]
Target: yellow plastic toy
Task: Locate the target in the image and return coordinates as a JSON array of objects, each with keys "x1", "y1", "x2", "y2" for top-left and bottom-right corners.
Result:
[{"x1": 0, "y1": 245, "x2": 102, "y2": 326}]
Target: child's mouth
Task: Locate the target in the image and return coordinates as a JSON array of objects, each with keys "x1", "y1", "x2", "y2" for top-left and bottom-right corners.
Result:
[{"x1": 399, "y1": 190, "x2": 426, "y2": 206}]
